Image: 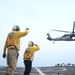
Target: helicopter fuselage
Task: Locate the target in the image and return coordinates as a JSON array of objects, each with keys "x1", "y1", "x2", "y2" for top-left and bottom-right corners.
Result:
[{"x1": 47, "y1": 34, "x2": 75, "y2": 41}]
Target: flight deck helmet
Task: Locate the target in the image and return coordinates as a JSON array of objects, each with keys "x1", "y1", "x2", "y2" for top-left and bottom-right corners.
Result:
[
  {"x1": 28, "y1": 41, "x2": 34, "y2": 46},
  {"x1": 12, "y1": 25, "x2": 20, "y2": 31}
]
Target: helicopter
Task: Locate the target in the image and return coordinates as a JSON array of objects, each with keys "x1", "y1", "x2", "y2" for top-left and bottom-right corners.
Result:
[{"x1": 47, "y1": 21, "x2": 75, "y2": 43}]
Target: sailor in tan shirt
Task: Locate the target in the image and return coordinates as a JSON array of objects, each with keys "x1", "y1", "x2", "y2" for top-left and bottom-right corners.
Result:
[
  {"x1": 2, "y1": 25, "x2": 29, "y2": 75},
  {"x1": 23, "y1": 41, "x2": 40, "y2": 75}
]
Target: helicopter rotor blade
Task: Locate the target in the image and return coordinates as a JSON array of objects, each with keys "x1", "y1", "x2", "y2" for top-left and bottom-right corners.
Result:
[
  {"x1": 51, "y1": 29, "x2": 72, "y2": 33},
  {"x1": 72, "y1": 21, "x2": 75, "y2": 33}
]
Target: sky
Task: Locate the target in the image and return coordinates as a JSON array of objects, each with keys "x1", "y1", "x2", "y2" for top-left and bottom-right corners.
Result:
[{"x1": 0, "y1": 0, "x2": 75, "y2": 67}]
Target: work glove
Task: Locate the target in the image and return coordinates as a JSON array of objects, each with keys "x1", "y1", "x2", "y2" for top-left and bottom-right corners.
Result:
[
  {"x1": 35, "y1": 44, "x2": 37, "y2": 46},
  {"x1": 26, "y1": 28, "x2": 29, "y2": 30},
  {"x1": 2, "y1": 53, "x2": 6, "y2": 58}
]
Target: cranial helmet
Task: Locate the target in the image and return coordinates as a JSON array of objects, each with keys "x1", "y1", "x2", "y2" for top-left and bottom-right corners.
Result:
[
  {"x1": 12, "y1": 25, "x2": 20, "y2": 31},
  {"x1": 28, "y1": 41, "x2": 34, "y2": 46}
]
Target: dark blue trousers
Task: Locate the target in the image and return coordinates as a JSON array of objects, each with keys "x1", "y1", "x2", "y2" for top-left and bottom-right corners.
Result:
[{"x1": 24, "y1": 60, "x2": 32, "y2": 75}]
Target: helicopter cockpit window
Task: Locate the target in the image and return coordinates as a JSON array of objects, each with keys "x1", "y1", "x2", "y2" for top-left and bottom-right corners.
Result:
[{"x1": 62, "y1": 35, "x2": 67, "y2": 37}]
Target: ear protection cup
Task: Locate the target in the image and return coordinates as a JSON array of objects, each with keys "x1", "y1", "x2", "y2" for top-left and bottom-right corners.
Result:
[
  {"x1": 32, "y1": 41, "x2": 34, "y2": 46},
  {"x1": 16, "y1": 26, "x2": 20, "y2": 31}
]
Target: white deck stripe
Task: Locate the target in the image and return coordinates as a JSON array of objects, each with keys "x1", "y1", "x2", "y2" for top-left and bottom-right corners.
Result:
[
  {"x1": 0, "y1": 71, "x2": 23, "y2": 74},
  {"x1": 35, "y1": 67, "x2": 45, "y2": 75},
  {"x1": 0, "y1": 71, "x2": 6, "y2": 73}
]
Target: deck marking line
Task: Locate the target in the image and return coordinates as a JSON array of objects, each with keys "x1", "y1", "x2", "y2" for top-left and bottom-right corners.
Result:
[
  {"x1": 35, "y1": 67, "x2": 45, "y2": 75},
  {"x1": 0, "y1": 71, "x2": 23, "y2": 74}
]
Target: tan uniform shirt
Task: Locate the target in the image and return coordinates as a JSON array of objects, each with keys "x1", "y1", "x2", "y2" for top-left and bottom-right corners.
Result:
[
  {"x1": 23, "y1": 44, "x2": 40, "y2": 61},
  {"x1": 3, "y1": 29, "x2": 29, "y2": 54}
]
